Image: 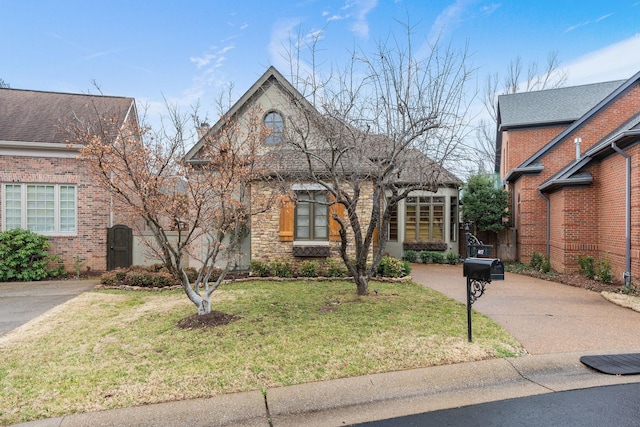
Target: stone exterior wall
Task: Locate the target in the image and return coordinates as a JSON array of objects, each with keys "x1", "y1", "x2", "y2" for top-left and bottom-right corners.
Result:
[{"x1": 250, "y1": 181, "x2": 375, "y2": 269}]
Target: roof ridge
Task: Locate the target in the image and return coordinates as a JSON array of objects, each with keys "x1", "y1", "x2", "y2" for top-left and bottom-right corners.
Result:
[{"x1": 0, "y1": 87, "x2": 133, "y2": 100}]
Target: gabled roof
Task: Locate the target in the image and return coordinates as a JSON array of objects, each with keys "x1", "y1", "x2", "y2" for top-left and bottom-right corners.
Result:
[
  {"x1": 185, "y1": 66, "x2": 313, "y2": 161},
  {"x1": 186, "y1": 66, "x2": 461, "y2": 187},
  {"x1": 498, "y1": 80, "x2": 625, "y2": 129},
  {"x1": 539, "y1": 115, "x2": 640, "y2": 192},
  {"x1": 504, "y1": 70, "x2": 640, "y2": 183},
  {"x1": 0, "y1": 88, "x2": 135, "y2": 144}
]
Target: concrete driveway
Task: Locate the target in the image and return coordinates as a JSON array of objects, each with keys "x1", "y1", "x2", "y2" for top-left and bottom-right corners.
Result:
[
  {"x1": 0, "y1": 279, "x2": 97, "y2": 335},
  {"x1": 411, "y1": 263, "x2": 640, "y2": 355}
]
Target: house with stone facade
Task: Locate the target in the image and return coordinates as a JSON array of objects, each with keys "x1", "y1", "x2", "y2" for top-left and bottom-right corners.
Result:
[
  {"x1": 0, "y1": 88, "x2": 139, "y2": 272},
  {"x1": 185, "y1": 67, "x2": 462, "y2": 270},
  {"x1": 497, "y1": 70, "x2": 640, "y2": 284}
]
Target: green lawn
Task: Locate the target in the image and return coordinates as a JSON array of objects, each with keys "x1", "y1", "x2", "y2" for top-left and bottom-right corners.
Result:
[{"x1": 0, "y1": 279, "x2": 522, "y2": 425}]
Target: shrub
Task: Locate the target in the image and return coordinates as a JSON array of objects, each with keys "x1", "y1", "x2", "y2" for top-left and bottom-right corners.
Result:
[
  {"x1": 430, "y1": 252, "x2": 445, "y2": 264},
  {"x1": 530, "y1": 252, "x2": 544, "y2": 270},
  {"x1": 0, "y1": 228, "x2": 54, "y2": 281},
  {"x1": 419, "y1": 251, "x2": 432, "y2": 264},
  {"x1": 446, "y1": 252, "x2": 459, "y2": 265},
  {"x1": 403, "y1": 250, "x2": 418, "y2": 263},
  {"x1": 324, "y1": 258, "x2": 348, "y2": 277},
  {"x1": 100, "y1": 266, "x2": 178, "y2": 288},
  {"x1": 577, "y1": 254, "x2": 595, "y2": 279},
  {"x1": 540, "y1": 255, "x2": 551, "y2": 273},
  {"x1": 299, "y1": 260, "x2": 319, "y2": 277},
  {"x1": 183, "y1": 266, "x2": 200, "y2": 283},
  {"x1": 377, "y1": 256, "x2": 407, "y2": 278},
  {"x1": 270, "y1": 258, "x2": 293, "y2": 278},
  {"x1": 403, "y1": 260, "x2": 411, "y2": 276},
  {"x1": 596, "y1": 255, "x2": 612, "y2": 284},
  {"x1": 250, "y1": 260, "x2": 271, "y2": 277}
]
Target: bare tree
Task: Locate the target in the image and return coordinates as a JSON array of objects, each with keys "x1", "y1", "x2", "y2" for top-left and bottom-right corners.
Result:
[
  {"x1": 277, "y1": 23, "x2": 473, "y2": 295},
  {"x1": 471, "y1": 52, "x2": 567, "y2": 173},
  {"x1": 70, "y1": 100, "x2": 271, "y2": 315},
  {"x1": 0, "y1": 78, "x2": 9, "y2": 88}
]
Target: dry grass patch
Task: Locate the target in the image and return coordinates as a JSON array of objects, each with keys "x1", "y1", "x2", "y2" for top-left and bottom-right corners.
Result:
[{"x1": 0, "y1": 280, "x2": 522, "y2": 425}]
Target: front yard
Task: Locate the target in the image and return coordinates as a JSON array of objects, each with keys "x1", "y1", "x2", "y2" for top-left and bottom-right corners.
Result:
[{"x1": 0, "y1": 279, "x2": 522, "y2": 425}]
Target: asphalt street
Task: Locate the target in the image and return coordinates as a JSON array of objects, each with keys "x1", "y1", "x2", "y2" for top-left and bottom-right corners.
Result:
[{"x1": 355, "y1": 382, "x2": 640, "y2": 427}]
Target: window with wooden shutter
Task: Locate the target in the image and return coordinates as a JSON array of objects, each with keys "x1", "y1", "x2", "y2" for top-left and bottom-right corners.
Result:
[
  {"x1": 279, "y1": 197, "x2": 294, "y2": 242},
  {"x1": 329, "y1": 197, "x2": 344, "y2": 241}
]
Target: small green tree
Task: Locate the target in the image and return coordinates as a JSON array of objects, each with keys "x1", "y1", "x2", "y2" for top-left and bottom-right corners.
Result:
[{"x1": 461, "y1": 174, "x2": 510, "y2": 232}]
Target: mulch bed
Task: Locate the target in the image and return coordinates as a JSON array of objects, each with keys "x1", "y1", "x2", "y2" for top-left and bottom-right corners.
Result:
[{"x1": 176, "y1": 311, "x2": 241, "y2": 329}]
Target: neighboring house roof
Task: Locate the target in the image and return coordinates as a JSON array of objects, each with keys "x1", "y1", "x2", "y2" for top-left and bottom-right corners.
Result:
[
  {"x1": 0, "y1": 88, "x2": 135, "y2": 145},
  {"x1": 498, "y1": 80, "x2": 625, "y2": 129},
  {"x1": 502, "y1": 70, "x2": 640, "y2": 183}
]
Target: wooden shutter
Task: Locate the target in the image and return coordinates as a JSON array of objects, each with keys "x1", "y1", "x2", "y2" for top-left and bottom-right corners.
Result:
[
  {"x1": 279, "y1": 197, "x2": 294, "y2": 242},
  {"x1": 329, "y1": 195, "x2": 345, "y2": 241}
]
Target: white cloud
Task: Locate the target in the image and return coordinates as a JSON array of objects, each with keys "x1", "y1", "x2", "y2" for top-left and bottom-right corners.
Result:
[
  {"x1": 268, "y1": 17, "x2": 305, "y2": 71},
  {"x1": 562, "y1": 34, "x2": 640, "y2": 86},
  {"x1": 348, "y1": 0, "x2": 377, "y2": 39},
  {"x1": 189, "y1": 44, "x2": 236, "y2": 69},
  {"x1": 324, "y1": 0, "x2": 377, "y2": 37},
  {"x1": 565, "y1": 12, "x2": 613, "y2": 33},
  {"x1": 429, "y1": 0, "x2": 474, "y2": 42}
]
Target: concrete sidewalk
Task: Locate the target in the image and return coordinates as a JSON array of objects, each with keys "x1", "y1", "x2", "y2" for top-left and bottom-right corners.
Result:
[{"x1": 12, "y1": 264, "x2": 640, "y2": 426}]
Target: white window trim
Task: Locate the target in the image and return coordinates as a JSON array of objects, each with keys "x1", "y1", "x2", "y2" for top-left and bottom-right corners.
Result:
[{"x1": 2, "y1": 183, "x2": 78, "y2": 236}]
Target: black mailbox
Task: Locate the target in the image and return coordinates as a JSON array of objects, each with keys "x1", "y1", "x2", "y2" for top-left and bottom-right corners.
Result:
[{"x1": 463, "y1": 258, "x2": 504, "y2": 281}]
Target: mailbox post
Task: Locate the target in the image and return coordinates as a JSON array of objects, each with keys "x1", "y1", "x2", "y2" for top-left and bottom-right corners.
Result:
[{"x1": 463, "y1": 258, "x2": 504, "y2": 342}]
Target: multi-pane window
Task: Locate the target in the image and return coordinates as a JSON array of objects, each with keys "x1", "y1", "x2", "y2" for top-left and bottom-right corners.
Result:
[
  {"x1": 264, "y1": 111, "x2": 284, "y2": 144},
  {"x1": 3, "y1": 184, "x2": 77, "y2": 234},
  {"x1": 295, "y1": 192, "x2": 328, "y2": 240},
  {"x1": 405, "y1": 196, "x2": 445, "y2": 241}
]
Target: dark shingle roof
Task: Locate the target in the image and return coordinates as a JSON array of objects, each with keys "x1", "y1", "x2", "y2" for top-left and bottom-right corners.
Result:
[
  {"x1": 498, "y1": 80, "x2": 625, "y2": 129},
  {"x1": 0, "y1": 88, "x2": 135, "y2": 144}
]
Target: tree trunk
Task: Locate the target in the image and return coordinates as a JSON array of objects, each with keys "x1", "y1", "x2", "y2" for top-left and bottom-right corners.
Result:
[{"x1": 355, "y1": 274, "x2": 369, "y2": 295}]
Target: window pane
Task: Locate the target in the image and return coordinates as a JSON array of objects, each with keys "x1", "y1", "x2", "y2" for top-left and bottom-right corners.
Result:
[
  {"x1": 296, "y1": 201, "x2": 310, "y2": 239},
  {"x1": 419, "y1": 204, "x2": 430, "y2": 240},
  {"x1": 314, "y1": 199, "x2": 328, "y2": 239},
  {"x1": 388, "y1": 203, "x2": 398, "y2": 241},
  {"x1": 450, "y1": 197, "x2": 458, "y2": 241},
  {"x1": 59, "y1": 186, "x2": 76, "y2": 232},
  {"x1": 432, "y1": 204, "x2": 444, "y2": 240},
  {"x1": 264, "y1": 112, "x2": 283, "y2": 144},
  {"x1": 405, "y1": 204, "x2": 417, "y2": 240},
  {"x1": 4, "y1": 185, "x2": 22, "y2": 230},
  {"x1": 26, "y1": 185, "x2": 54, "y2": 232}
]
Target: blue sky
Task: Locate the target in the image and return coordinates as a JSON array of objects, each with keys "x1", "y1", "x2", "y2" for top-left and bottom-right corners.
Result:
[{"x1": 2, "y1": 0, "x2": 640, "y2": 128}]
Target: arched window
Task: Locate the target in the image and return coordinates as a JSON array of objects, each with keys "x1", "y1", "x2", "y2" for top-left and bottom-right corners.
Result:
[{"x1": 264, "y1": 111, "x2": 283, "y2": 144}]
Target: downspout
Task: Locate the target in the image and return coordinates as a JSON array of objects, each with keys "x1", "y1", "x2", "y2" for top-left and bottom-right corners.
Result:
[
  {"x1": 611, "y1": 142, "x2": 632, "y2": 287},
  {"x1": 539, "y1": 191, "x2": 551, "y2": 259}
]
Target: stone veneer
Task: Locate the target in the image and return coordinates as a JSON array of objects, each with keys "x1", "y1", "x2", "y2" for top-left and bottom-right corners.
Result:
[{"x1": 250, "y1": 181, "x2": 375, "y2": 267}]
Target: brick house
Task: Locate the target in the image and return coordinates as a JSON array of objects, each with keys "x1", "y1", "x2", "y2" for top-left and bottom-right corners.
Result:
[
  {"x1": 497, "y1": 70, "x2": 640, "y2": 283},
  {"x1": 185, "y1": 67, "x2": 462, "y2": 269},
  {"x1": 0, "y1": 88, "x2": 138, "y2": 272}
]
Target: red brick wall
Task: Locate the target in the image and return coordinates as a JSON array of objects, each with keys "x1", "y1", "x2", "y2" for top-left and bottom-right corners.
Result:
[
  {"x1": 504, "y1": 83, "x2": 640, "y2": 274},
  {"x1": 0, "y1": 154, "x2": 112, "y2": 272}
]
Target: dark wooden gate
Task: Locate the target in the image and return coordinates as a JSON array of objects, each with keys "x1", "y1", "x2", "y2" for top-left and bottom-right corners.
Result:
[{"x1": 107, "y1": 224, "x2": 133, "y2": 270}]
